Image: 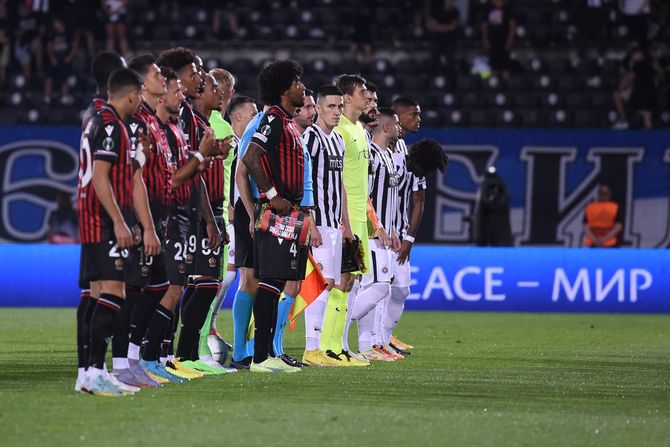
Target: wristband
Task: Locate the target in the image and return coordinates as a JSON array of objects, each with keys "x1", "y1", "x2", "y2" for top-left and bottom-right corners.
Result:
[
  {"x1": 193, "y1": 152, "x2": 205, "y2": 163},
  {"x1": 404, "y1": 235, "x2": 415, "y2": 243},
  {"x1": 265, "y1": 186, "x2": 278, "y2": 200}
]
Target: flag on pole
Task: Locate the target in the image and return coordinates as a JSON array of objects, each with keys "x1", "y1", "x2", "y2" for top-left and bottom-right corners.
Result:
[{"x1": 288, "y1": 252, "x2": 328, "y2": 331}]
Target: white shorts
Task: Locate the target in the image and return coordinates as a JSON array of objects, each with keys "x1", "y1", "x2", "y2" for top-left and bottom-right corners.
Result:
[
  {"x1": 391, "y1": 251, "x2": 411, "y2": 288},
  {"x1": 311, "y1": 226, "x2": 342, "y2": 283},
  {"x1": 361, "y1": 238, "x2": 393, "y2": 286},
  {"x1": 226, "y1": 223, "x2": 235, "y2": 266}
]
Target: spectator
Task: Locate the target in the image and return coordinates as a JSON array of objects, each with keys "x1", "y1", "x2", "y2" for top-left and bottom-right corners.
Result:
[
  {"x1": 425, "y1": 0, "x2": 460, "y2": 70},
  {"x1": 44, "y1": 16, "x2": 77, "y2": 105},
  {"x1": 612, "y1": 43, "x2": 662, "y2": 129},
  {"x1": 47, "y1": 192, "x2": 79, "y2": 244},
  {"x1": 209, "y1": 0, "x2": 240, "y2": 40},
  {"x1": 58, "y1": 0, "x2": 97, "y2": 60},
  {"x1": 473, "y1": 167, "x2": 513, "y2": 246},
  {"x1": 102, "y1": 0, "x2": 129, "y2": 56},
  {"x1": 583, "y1": 184, "x2": 622, "y2": 248},
  {"x1": 13, "y1": 2, "x2": 44, "y2": 80},
  {"x1": 481, "y1": 0, "x2": 516, "y2": 79},
  {"x1": 619, "y1": 0, "x2": 651, "y2": 47}
]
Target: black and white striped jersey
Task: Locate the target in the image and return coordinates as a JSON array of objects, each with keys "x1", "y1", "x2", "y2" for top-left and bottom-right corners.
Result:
[
  {"x1": 303, "y1": 124, "x2": 345, "y2": 228},
  {"x1": 369, "y1": 141, "x2": 399, "y2": 234},
  {"x1": 393, "y1": 138, "x2": 427, "y2": 239}
]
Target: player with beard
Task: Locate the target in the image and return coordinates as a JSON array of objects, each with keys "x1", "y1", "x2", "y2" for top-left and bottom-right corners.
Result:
[
  {"x1": 78, "y1": 69, "x2": 158, "y2": 396},
  {"x1": 385, "y1": 96, "x2": 426, "y2": 354},
  {"x1": 292, "y1": 88, "x2": 315, "y2": 133},
  {"x1": 242, "y1": 60, "x2": 307, "y2": 373},
  {"x1": 359, "y1": 81, "x2": 379, "y2": 138},
  {"x1": 75, "y1": 50, "x2": 126, "y2": 392}
]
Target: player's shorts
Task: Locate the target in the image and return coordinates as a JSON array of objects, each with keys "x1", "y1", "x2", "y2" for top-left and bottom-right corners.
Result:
[
  {"x1": 190, "y1": 215, "x2": 224, "y2": 277},
  {"x1": 126, "y1": 218, "x2": 168, "y2": 288},
  {"x1": 391, "y1": 251, "x2": 411, "y2": 288},
  {"x1": 253, "y1": 203, "x2": 307, "y2": 281},
  {"x1": 348, "y1": 220, "x2": 371, "y2": 276},
  {"x1": 234, "y1": 198, "x2": 255, "y2": 269},
  {"x1": 361, "y1": 238, "x2": 393, "y2": 287},
  {"x1": 311, "y1": 225, "x2": 342, "y2": 283},
  {"x1": 79, "y1": 240, "x2": 129, "y2": 283},
  {"x1": 163, "y1": 208, "x2": 192, "y2": 286}
]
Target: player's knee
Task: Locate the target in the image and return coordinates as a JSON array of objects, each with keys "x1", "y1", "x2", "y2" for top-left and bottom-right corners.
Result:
[{"x1": 392, "y1": 286, "x2": 410, "y2": 302}]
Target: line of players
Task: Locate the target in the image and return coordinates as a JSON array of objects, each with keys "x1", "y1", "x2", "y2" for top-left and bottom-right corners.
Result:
[{"x1": 75, "y1": 48, "x2": 441, "y2": 395}]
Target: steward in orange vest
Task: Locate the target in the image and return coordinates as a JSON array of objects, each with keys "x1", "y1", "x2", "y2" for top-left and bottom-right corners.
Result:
[{"x1": 583, "y1": 184, "x2": 623, "y2": 248}]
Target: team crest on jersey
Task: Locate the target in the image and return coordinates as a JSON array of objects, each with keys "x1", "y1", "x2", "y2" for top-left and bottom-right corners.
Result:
[
  {"x1": 382, "y1": 266, "x2": 388, "y2": 274},
  {"x1": 186, "y1": 253, "x2": 194, "y2": 264},
  {"x1": 290, "y1": 260, "x2": 297, "y2": 270},
  {"x1": 208, "y1": 257, "x2": 217, "y2": 267},
  {"x1": 178, "y1": 262, "x2": 186, "y2": 274},
  {"x1": 104, "y1": 125, "x2": 114, "y2": 136},
  {"x1": 141, "y1": 265, "x2": 150, "y2": 277},
  {"x1": 115, "y1": 259, "x2": 124, "y2": 271},
  {"x1": 129, "y1": 123, "x2": 139, "y2": 134},
  {"x1": 260, "y1": 124, "x2": 271, "y2": 136},
  {"x1": 102, "y1": 137, "x2": 115, "y2": 151}
]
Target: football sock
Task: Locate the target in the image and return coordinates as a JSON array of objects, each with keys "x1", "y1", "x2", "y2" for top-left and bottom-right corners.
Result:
[
  {"x1": 272, "y1": 293, "x2": 295, "y2": 357},
  {"x1": 111, "y1": 285, "x2": 140, "y2": 363},
  {"x1": 176, "y1": 279, "x2": 219, "y2": 360},
  {"x1": 304, "y1": 288, "x2": 329, "y2": 351},
  {"x1": 319, "y1": 292, "x2": 337, "y2": 352},
  {"x1": 357, "y1": 308, "x2": 376, "y2": 352},
  {"x1": 371, "y1": 297, "x2": 387, "y2": 347},
  {"x1": 253, "y1": 280, "x2": 283, "y2": 363},
  {"x1": 329, "y1": 288, "x2": 348, "y2": 354},
  {"x1": 88, "y1": 293, "x2": 123, "y2": 370},
  {"x1": 384, "y1": 285, "x2": 410, "y2": 344},
  {"x1": 350, "y1": 282, "x2": 389, "y2": 321},
  {"x1": 142, "y1": 304, "x2": 173, "y2": 362},
  {"x1": 342, "y1": 279, "x2": 360, "y2": 353},
  {"x1": 82, "y1": 295, "x2": 98, "y2": 368},
  {"x1": 162, "y1": 300, "x2": 181, "y2": 359},
  {"x1": 129, "y1": 286, "x2": 165, "y2": 346},
  {"x1": 231, "y1": 289, "x2": 254, "y2": 361},
  {"x1": 76, "y1": 290, "x2": 91, "y2": 369},
  {"x1": 211, "y1": 270, "x2": 237, "y2": 331}
]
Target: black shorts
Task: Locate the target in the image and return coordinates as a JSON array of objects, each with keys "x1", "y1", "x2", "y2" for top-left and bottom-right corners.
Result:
[
  {"x1": 126, "y1": 219, "x2": 168, "y2": 288},
  {"x1": 79, "y1": 241, "x2": 129, "y2": 283},
  {"x1": 191, "y1": 216, "x2": 224, "y2": 276},
  {"x1": 234, "y1": 198, "x2": 255, "y2": 269},
  {"x1": 253, "y1": 204, "x2": 307, "y2": 281},
  {"x1": 163, "y1": 208, "x2": 192, "y2": 286}
]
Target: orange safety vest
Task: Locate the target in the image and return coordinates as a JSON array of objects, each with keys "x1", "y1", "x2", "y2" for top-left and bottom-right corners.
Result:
[{"x1": 584, "y1": 201, "x2": 619, "y2": 247}]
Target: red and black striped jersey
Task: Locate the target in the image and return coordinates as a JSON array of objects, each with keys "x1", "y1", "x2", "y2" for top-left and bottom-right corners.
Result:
[
  {"x1": 194, "y1": 109, "x2": 225, "y2": 215},
  {"x1": 179, "y1": 100, "x2": 199, "y2": 152},
  {"x1": 164, "y1": 119, "x2": 192, "y2": 209},
  {"x1": 77, "y1": 104, "x2": 134, "y2": 243},
  {"x1": 81, "y1": 96, "x2": 106, "y2": 131},
  {"x1": 132, "y1": 101, "x2": 173, "y2": 216},
  {"x1": 250, "y1": 105, "x2": 304, "y2": 203}
]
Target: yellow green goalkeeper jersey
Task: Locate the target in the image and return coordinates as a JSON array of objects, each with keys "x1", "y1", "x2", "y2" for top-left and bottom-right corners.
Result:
[
  {"x1": 209, "y1": 110, "x2": 235, "y2": 224},
  {"x1": 335, "y1": 114, "x2": 369, "y2": 222}
]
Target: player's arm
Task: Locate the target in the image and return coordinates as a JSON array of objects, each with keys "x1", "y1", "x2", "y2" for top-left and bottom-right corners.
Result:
[
  {"x1": 131, "y1": 166, "x2": 161, "y2": 256},
  {"x1": 92, "y1": 160, "x2": 132, "y2": 249},
  {"x1": 397, "y1": 188, "x2": 425, "y2": 264},
  {"x1": 235, "y1": 160, "x2": 256, "y2": 237},
  {"x1": 199, "y1": 176, "x2": 221, "y2": 249},
  {"x1": 341, "y1": 187, "x2": 354, "y2": 241},
  {"x1": 171, "y1": 127, "x2": 215, "y2": 189}
]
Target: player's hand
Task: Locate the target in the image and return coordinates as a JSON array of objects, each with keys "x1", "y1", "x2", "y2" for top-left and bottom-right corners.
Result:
[
  {"x1": 270, "y1": 195, "x2": 291, "y2": 215},
  {"x1": 249, "y1": 219, "x2": 255, "y2": 240},
  {"x1": 137, "y1": 130, "x2": 151, "y2": 160},
  {"x1": 143, "y1": 228, "x2": 161, "y2": 256},
  {"x1": 228, "y1": 205, "x2": 235, "y2": 223},
  {"x1": 397, "y1": 240, "x2": 413, "y2": 265},
  {"x1": 114, "y1": 220, "x2": 133, "y2": 249},
  {"x1": 214, "y1": 135, "x2": 234, "y2": 159},
  {"x1": 343, "y1": 222, "x2": 354, "y2": 241},
  {"x1": 206, "y1": 221, "x2": 221, "y2": 250},
  {"x1": 311, "y1": 226, "x2": 322, "y2": 248},
  {"x1": 220, "y1": 225, "x2": 230, "y2": 245},
  {"x1": 198, "y1": 128, "x2": 216, "y2": 157},
  {"x1": 391, "y1": 231, "x2": 401, "y2": 252},
  {"x1": 131, "y1": 225, "x2": 142, "y2": 245},
  {"x1": 377, "y1": 227, "x2": 391, "y2": 248}
]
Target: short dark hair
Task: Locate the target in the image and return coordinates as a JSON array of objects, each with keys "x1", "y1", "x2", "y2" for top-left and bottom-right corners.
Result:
[
  {"x1": 304, "y1": 88, "x2": 314, "y2": 98},
  {"x1": 258, "y1": 60, "x2": 303, "y2": 106},
  {"x1": 316, "y1": 85, "x2": 343, "y2": 100},
  {"x1": 228, "y1": 95, "x2": 255, "y2": 114},
  {"x1": 335, "y1": 74, "x2": 366, "y2": 96},
  {"x1": 156, "y1": 47, "x2": 197, "y2": 72},
  {"x1": 377, "y1": 107, "x2": 396, "y2": 119},
  {"x1": 108, "y1": 68, "x2": 143, "y2": 98},
  {"x1": 128, "y1": 53, "x2": 156, "y2": 78},
  {"x1": 160, "y1": 65, "x2": 178, "y2": 83},
  {"x1": 91, "y1": 51, "x2": 126, "y2": 92},
  {"x1": 392, "y1": 96, "x2": 419, "y2": 110},
  {"x1": 365, "y1": 81, "x2": 378, "y2": 94}
]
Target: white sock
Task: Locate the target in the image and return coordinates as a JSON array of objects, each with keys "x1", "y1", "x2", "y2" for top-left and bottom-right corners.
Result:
[
  {"x1": 372, "y1": 295, "x2": 391, "y2": 346},
  {"x1": 342, "y1": 279, "x2": 360, "y2": 353},
  {"x1": 305, "y1": 288, "x2": 329, "y2": 351},
  {"x1": 350, "y1": 282, "x2": 389, "y2": 321},
  {"x1": 86, "y1": 367, "x2": 104, "y2": 380},
  {"x1": 385, "y1": 286, "x2": 410, "y2": 344},
  {"x1": 160, "y1": 356, "x2": 168, "y2": 365},
  {"x1": 112, "y1": 357, "x2": 129, "y2": 370},
  {"x1": 211, "y1": 269, "x2": 237, "y2": 330},
  {"x1": 77, "y1": 367, "x2": 86, "y2": 381},
  {"x1": 127, "y1": 342, "x2": 141, "y2": 361},
  {"x1": 357, "y1": 309, "x2": 376, "y2": 352}
]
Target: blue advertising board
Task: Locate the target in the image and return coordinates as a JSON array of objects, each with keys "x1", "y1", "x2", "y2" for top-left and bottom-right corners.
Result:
[{"x1": 1, "y1": 244, "x2": 667, "y2": 313}]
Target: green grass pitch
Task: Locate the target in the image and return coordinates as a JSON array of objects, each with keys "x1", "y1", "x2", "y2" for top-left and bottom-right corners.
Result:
[{"x1": 0, "y1": 309, "x2": 668, "y2": 447}]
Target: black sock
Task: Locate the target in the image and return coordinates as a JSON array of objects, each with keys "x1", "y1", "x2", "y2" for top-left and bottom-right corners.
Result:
[
  {"x1": 76, "y1": 291, "x2": 91, "y2": 368},
  {"x1": 163, "y1": 302, "x2": 180, "y2": 358},
  {"x1": 176, "y1": 280, "x2": 219, "y2": 360},
  {"x1": 111, "y1": 286, "x2": 141, "y2": 360},
  {"x1": 253, "y1": 280, "x2": 284, "y2": 363},
  {"x1": 82, "y1": 295, "x2": 98, "y2": 367},
  {"x1": 129, "y1": 287, "x2": 164, "y2": 346},
  {"x1": 88, "y1": 293, "x2": 124, "y2": 370},
  {"x1": 268, "y1": 293, "x2": 279, "y2": 357},
  {"x1": 142, "y1": 304, "x2": 173, "y2": 362}
]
